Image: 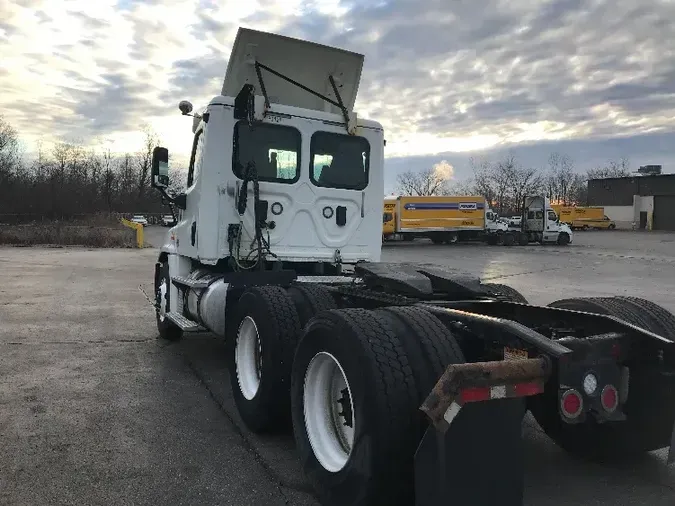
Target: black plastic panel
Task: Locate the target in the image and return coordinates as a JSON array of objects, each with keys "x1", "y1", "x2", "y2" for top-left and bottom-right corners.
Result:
[{"x1": 336, "y1": 206, "x2": 347, "y2": 226}]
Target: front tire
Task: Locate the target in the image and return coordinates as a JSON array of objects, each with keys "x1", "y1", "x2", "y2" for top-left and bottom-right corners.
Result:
[
  {"x1": 155, "y1": 261, "x2": 183, "y2": 342},
  {"x1": 228, "y1": 286, "x2": 301, "y2": 433},
  {"x1": 557, "y1": 232, "x2": 570, "y2": 245}
]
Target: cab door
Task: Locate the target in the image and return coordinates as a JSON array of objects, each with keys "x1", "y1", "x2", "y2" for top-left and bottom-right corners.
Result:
[
  {"x1": 174, "y1": 127, "x2": 205, "y2": 259},
  {"x1": 543, "y1": 209, "x2": 560, "y2": 242},
  {"x1": 305, "y1": 128, "x2": 378, "y2": 254}
]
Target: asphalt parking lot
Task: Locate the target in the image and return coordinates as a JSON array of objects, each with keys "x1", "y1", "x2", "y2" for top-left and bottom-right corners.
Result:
[{"x1": 2, "y1": 228, "x2": 675, "y2": 505}]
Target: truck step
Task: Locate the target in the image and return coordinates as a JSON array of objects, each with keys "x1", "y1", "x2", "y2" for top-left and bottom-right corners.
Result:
[
  {"x1": 295, "y1": 275, "x2": 362, "y2": 284},
  {"x1": 166, "y1": 312, "x2": 202, "y2": 331},
  {"x1": 171, "y1": 275, "x2": 210, "y2": 289}
]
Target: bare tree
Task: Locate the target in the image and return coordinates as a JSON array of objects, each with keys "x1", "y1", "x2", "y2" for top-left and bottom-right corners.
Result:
[
  {"x1": 510, "y1": 166, "x2": 543, "y2": 213},
  {"x1": 396, "y1": 168, "x2": 450, "y2": 196},
  {"x1": 568, "y1": 174, "x2": 588, "y2": 206},
  {"x1": 137, "y1": 126, "x2": 160, "y2": 199},
  {"x1": 492, "y1": 154, "x2": 519, "y2": 215},
  {"x1": 0, "y1": 115, "x2": 21, "y2": 179},
  {"x1": 0, "y1": 116, "x2": 177, "y2": 222},
  {"x1": 587, "y1": 157, "x2": 631, "y2": 180},
  {"x1": 469, "y1": 157, "x2": 496, "y2": 208},
  {"x1": 546, "y1": 152, "x2": 576, "y2": 205}
]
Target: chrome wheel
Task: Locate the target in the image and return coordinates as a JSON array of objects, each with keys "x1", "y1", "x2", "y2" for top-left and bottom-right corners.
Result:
[
  {"x1": 303, "y1": 352, "x2": 355, "y2": 473},
  {"x1": 157, "y1": 279, "x2": 168, "y2": 322},
  {"x1": 235, "y1": 316, "x2": 263, "y2": 400}
]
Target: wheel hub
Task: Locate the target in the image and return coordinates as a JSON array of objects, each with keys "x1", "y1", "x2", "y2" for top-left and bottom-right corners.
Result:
[
  {"x1": 157, "y1": 279, "x2": 168, "y2": 322},
  {"x1": 303, "y1": 352, "x2": 356, "y2": 473},
  {"x1": 235, "y1": 316, "x2": 263, "y2": 400}
]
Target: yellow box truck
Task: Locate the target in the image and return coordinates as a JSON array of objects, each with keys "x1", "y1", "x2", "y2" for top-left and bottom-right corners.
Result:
[
  {"x1": 382, "y1": 195, "x2": 510, "y2": 244},
  {"x1": 551, "y1": 205, "x2": 616, "y2": 230}
]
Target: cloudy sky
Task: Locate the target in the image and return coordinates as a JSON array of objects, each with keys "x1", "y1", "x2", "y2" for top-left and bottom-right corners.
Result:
[{"x1": 2, "y1": 0, "x2": 674, "y2": 192}]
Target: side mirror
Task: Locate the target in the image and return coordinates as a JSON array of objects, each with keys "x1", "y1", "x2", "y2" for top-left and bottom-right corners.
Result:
[
  {"x1": 152, "y1": 147, "x2": 169, "y2": 189},
  {"x1": 179, "y1": 100, "x2": 194, "y2": 115}
]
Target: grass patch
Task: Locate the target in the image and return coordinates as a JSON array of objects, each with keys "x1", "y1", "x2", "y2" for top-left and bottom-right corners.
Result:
[{"x1": 0, "y1": 215, "x2": 137, "y2": 247}]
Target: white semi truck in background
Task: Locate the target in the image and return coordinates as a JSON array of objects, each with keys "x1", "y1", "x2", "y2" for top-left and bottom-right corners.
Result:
[
  {"x1": 146, "y1": 27, "x2": 675, "y2": 506},
  {"x1": 508, "y1": 195, "x2": 574, "y2": 246}
]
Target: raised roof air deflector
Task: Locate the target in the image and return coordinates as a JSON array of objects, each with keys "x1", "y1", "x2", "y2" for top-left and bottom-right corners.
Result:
[{"x1": 222, "y1": 27, "x2": 364, "y2": 117}]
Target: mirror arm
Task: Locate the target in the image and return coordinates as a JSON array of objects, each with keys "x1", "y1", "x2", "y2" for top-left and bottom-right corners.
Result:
[
  {"x1": 158, "y1": 188, "x2": 187, "y2": 210},
  {"x1": 173, "y1": 193, "x2": 187, "y2": 210}
]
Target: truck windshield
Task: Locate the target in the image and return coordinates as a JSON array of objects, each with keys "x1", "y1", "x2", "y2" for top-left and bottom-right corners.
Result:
[
  {"x1": 310, "y1": 131, "x2": 370, "y2": 190},
  {"x1": 233, "y1": 121, "x2": 301, "y2": 183}
]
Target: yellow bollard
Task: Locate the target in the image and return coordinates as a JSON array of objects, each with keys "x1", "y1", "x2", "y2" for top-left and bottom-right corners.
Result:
[{"x1": 120, "y1": 218, "x2": 144, "y2": 248}]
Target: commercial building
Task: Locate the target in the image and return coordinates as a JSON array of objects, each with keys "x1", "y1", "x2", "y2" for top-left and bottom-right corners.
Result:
[{"x1": 587, "y1": 170, "x2": 675, "y2": 231}]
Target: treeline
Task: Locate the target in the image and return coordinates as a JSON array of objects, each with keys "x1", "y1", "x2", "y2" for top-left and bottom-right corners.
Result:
[
  {"x1": 0, "y1": 116, "x2": 185, "y2": 223},
  {"x1": 1, "y1": 113, "x2": 635, "y2": 223},
  {"x1": 396, "y1": 152, "x2": 632, "y2": 216}
]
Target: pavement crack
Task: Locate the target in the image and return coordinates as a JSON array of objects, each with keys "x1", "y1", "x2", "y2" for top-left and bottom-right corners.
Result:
[
  {"x1": 182, "y1": 354, "x2": 314, "y2": 504},
  {"x1": 482, "y1": 266, "x2": 565, "y2": 281},
  {"x1": 2, "y1": 339, "x2": 154, "y2": 346}
]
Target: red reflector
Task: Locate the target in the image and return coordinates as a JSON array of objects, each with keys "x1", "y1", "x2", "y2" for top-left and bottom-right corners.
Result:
[
  {"x1": 561, "y1": 389, "x2": 583, "y2": 418},
  {"x1": 514, "y1": 382, "x2": 544, "y2": 397},
  {"x1": 611, "y1": 343, "x2": 621, "y2": 359},
  {"x1": 460, "y1": 387, "x2": 490, "y2": 403},
  {"x1": 601, "y1": 384, "x2": 618, "y2": 412}
]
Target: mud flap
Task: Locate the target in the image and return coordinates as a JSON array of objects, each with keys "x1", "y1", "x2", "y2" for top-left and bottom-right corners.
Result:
[
  {"x1": 414, "y1": 397, "x2": 527, "y2": 506},
  {"x1": 416, "y1": 357, "x2": 551, "y2": 506},
  {"x1": 669, "y1": 420, "x2": 675, "y2": 465}
]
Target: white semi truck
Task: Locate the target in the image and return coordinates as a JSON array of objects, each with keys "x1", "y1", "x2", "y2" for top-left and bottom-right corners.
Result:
[
  {"x1": 148, "y1": 27, "x2": 675, "y2": 506},
  {"x1": 507, "y1": 196, "x2": 574, "y2": 246}
]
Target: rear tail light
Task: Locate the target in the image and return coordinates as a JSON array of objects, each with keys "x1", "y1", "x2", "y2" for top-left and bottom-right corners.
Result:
[
  {"x1": 560, "y1": 389, "x2": 583, "y2": 419},
  {"x1": 601, "y1": 384, "x2": 618, "y2": 413}
]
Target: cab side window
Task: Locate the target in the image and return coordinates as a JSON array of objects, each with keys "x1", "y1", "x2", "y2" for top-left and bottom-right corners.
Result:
[
  {"x1": 187, "y1": 130, "x2": 205, "y2": 188},
  {"x1": 547, "y1": 210, "x2": 557, "y2": 222}
]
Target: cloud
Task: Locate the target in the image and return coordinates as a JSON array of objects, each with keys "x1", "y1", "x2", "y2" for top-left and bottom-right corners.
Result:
[
  {"x1": 0, "y1": 0, "x2": 674, "y2": 168},
  {"x1": 275, "y1": 0, "x2": 675, "y2": 156},
  {"x1": 432, "y1": 160, "x2": 454, "y2": 181}
]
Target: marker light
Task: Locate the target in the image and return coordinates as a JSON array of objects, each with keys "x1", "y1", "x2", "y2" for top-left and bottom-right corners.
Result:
[
  {"x1": 583, "y1": 373, "x2": 598, "y2": 395},
  {"x1": 601, "y1": 385, "x2": 619, "y2": 413},
  {"x1": 561, "y1": 389, "x2": 583, "y2": 419}
]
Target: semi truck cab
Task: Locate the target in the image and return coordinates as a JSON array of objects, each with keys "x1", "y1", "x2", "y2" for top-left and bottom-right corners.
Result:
[{"x1": 520, "y1": 196, "x2": 573, "y2": 245}]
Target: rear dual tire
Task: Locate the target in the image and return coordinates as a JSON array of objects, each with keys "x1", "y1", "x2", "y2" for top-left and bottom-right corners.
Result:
[
  {"x1": 487, "y1": 232, "x2": 505, "y2": 246},
  {"x1": 481, "y1": 283, "x2": 529, "y2": 304},
  {"x1": 291, "y1": 307, "x2": 464, "y2": 506},
  {"x1": 228, "y1": 286, "x2": 302, "y2": 433},
  {"x1": 530, "y1": 296, "x2": 675, "y2": 460},
  {"x1": 228, "y1": 284, "x2": 337, "y2": 434}
]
